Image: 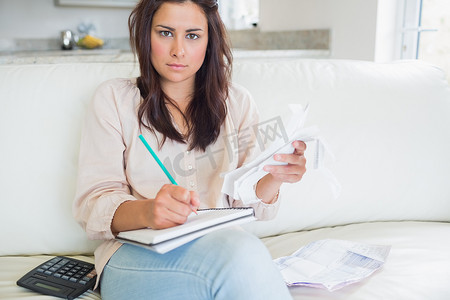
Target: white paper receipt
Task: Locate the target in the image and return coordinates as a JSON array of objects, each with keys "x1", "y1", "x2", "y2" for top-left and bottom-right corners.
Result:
[{"x1": 273, "y1": 239, "x2": 391, "y2": 291}]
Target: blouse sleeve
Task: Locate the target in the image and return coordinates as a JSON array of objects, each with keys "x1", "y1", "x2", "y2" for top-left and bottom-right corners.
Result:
[
  {"x1": 73, "y1": 80, "x2": 137, "y2": 240},
  {"x1": 225, "y1": 84, "x2": 281, "y2": 220}
]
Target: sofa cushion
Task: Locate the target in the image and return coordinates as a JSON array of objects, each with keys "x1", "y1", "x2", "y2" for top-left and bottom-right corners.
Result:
[
  {"x1": 236, "y1": 59, "x2": 450, "y2": 238},
  {"x1": 0, "y1": 63, "x2": 139, "y2": 256},
  {"x1": 262, "y1": 221, "x2": 450, "y2": 300},
  {"x1": 3, "y1": 221, "x2": 450, "y2": 299}
]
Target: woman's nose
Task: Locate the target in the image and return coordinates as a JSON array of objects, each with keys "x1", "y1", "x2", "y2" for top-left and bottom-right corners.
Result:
[{"x1": 170, "y1": 38, "x2": 185, "y2": 58}]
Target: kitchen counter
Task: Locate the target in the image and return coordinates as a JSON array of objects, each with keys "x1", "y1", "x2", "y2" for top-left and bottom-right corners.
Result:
[
  {"x1": 0, "y1": 49, "x2": 330, "y2": 65},
  {"x1": 0, "y1": 49, "x2": 135, "y2": 65}
]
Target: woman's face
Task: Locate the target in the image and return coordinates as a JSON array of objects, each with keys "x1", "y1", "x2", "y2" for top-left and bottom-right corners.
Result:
[{"x1": 150, "y1": 1, "x2": 209, "y2": 89}]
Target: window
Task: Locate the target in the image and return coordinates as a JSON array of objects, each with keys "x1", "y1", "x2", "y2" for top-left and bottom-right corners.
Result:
[
  {"x1": 418, "y1": 0, "x2": 450, "y2": 83},
  {"x1": 401, "y1": 0, "x2": 450, "y2": 82}
]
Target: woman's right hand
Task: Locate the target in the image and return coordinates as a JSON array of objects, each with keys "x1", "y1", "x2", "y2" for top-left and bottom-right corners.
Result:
[
  {"x1": 145, "y1": 184, "x2": 200, "y2": 229},
  {"x1": 111, "y1": 184, "x2": 200, "y2": 234}
]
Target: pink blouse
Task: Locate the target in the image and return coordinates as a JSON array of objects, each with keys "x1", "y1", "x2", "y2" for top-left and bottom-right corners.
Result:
[{"x1": 73, "y1": 78, "x2": 280, "y2": 288}]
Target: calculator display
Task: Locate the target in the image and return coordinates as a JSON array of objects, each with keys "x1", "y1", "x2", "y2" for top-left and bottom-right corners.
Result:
[{"x1": 35, "y1": 282, "x2": 62, "y2": 292}]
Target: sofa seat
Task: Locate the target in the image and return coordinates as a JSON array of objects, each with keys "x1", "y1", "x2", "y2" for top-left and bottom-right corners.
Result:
[
  {"x1": 262, "y1": 221, "x2": 450, "y2": 300},
  {"x1": 4, "y1": 221, "x2": 450, "y2": 299}
]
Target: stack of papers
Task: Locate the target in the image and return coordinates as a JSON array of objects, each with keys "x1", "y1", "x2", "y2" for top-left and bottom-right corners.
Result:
[
  {"x1": 273, "y1": 239, "x2": 391, "y2": 291},
  {"x1": 222, "y1": 104, "x2": 340, "y2": 204},
  {"x1": 222, "y1": 105, "x2": 320, "y2": 204}
]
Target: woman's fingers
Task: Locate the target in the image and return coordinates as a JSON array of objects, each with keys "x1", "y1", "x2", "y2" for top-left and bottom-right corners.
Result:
[
  {"x1": 263, "y1": 140, "x2": 307, "y2": 184},
  {"x1": 150, "y1": 185, "x2": 198, "y2": 229}
]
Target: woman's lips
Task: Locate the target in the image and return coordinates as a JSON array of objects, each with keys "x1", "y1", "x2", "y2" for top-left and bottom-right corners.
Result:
[{"x1": 167, "y1": 63, "x2": 187, "y2": 70}]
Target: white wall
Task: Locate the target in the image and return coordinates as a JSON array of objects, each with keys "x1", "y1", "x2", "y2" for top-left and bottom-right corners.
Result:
[
  {"x1": 259, "y1": 0, "x2": 379, "y2": 60},
  {"x1": 0, "y1": 0, "x2": 132, "y2": 39}
]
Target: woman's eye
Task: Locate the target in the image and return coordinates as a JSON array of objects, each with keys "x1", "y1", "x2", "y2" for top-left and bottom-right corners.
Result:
[
  {"x1": 160, "y1": 31, "x2": 172, "y2": 37},
  {"x1": 186, "y1": 33, "x2": 199, "y2": 40}
]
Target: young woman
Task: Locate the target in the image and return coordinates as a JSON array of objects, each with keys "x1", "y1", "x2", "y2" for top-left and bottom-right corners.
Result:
[{"x1": 74, "y1": 0, "x2": 306, "y2": 299}]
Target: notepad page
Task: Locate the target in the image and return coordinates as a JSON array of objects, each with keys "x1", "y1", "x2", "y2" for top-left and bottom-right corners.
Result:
[{"x1": 116, "y1": 208, "x2": 254, "y2": 245}]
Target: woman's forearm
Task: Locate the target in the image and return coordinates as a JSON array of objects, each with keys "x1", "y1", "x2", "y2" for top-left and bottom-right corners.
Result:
[
  {"x1": 111, "y1": 200, "x2": 150, "y2": 235},
  {"x1": 255, "y1": 174, "x2": 282, "y2": 204}
]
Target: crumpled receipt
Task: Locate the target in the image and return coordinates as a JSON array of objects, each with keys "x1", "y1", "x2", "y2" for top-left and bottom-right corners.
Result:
[
  {"x1": 274, "y1": 239, "x2": 391, "y2": 291},
  {"x1": 221, "y1": 104, "x2": 341, "y2": 204}
]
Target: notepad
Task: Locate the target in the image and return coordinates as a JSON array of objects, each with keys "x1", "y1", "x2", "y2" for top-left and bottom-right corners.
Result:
[{"x1": 116, "y1": 208, "x2": 255, "y2": 254}]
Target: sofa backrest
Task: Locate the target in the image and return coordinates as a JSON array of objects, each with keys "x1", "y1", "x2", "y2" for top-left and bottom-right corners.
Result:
[
  {"x1": 0, "y1": 63, "x2": 139, "y2": 256},
  {"x1": 234, "y1": 59, "x2": 450, "y2": 237},
  {"x1": 1, "y1": 59, "x2": 449, "y2": 255}
]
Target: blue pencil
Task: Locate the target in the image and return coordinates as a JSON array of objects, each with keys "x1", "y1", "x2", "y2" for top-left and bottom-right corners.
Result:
[
  {"x1": 138, "y1": 134, "x2": 177, "y2": 185},
  {"x1": 138, "y1": 134, "x2": 197, "y2": 215}
]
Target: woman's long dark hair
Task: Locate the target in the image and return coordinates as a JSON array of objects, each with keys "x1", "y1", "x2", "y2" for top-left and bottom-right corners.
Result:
[{"x1": 129, "y1": 0, "x2": 232, "y2": 151}]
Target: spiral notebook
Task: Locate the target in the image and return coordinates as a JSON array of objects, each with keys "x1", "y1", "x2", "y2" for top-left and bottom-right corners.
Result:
[{"x1": 116, "y1": 208, "x2": 255, "y2": 254}]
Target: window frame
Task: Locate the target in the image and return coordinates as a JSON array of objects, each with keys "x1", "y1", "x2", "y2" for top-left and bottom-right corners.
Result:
[{"x1": 400, "y1": 0, "x2": 438, "y2": 59}]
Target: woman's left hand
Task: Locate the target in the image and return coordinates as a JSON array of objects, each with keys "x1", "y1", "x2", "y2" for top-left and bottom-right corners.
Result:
[
  {"x1": 255, "y1": 140, "x2": 307, "y2": 204},
  {"x1": 263, "y1": 140, "x2": 307, "y2": 184}
]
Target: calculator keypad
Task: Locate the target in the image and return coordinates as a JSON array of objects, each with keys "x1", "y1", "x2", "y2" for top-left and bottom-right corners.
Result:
[{"x1": 35, "y1": 257, "x2": 96, "y2": 285}]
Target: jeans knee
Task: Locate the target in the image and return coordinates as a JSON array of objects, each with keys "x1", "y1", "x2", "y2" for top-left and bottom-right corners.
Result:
[{"x1": 199, "y1": 229, "x2": 291, "y2": 300}]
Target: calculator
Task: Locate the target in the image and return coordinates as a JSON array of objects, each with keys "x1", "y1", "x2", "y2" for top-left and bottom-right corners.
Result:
[{"x1": 17, "y1": 256, "x2": 97, "y2": 299}]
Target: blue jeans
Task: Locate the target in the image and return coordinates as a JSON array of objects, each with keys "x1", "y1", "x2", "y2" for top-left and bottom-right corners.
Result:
[{"x1": 100, "y1": 228, "x2": 292, "y2": 300}]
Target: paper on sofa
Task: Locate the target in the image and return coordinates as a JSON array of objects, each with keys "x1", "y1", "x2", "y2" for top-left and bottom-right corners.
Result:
[{"x1": 274, "y1": 239, "x2": 391, "y2": 291}]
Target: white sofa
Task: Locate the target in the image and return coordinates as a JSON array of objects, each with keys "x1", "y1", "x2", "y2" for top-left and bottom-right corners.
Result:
[{"x1": 1, "y1": 57, "x2": 450, "y2": 300}]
